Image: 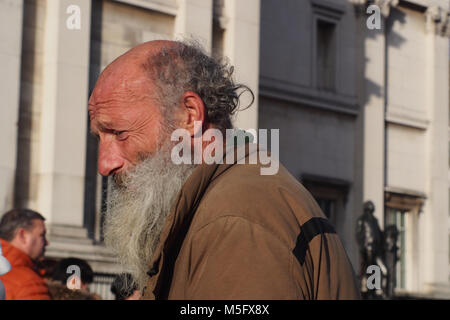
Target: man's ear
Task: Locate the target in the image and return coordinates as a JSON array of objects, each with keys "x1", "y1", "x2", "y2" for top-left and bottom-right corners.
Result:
[
  {"x1": 16, "y1": 228, "x2": 29, "y2": 245},
  {"x1": 180, "y1": 91, "x2": 206, "y2": 137}
]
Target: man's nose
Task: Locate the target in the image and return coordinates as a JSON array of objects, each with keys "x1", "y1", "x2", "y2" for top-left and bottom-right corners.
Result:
[{"x1": 98, "y1": 140, "x2": 124, "y2": 176}]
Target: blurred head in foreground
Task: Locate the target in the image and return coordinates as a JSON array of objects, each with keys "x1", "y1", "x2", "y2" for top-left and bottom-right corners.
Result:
[{"x1": 0, "y1": 208, "x2": 48, "y2": 262}]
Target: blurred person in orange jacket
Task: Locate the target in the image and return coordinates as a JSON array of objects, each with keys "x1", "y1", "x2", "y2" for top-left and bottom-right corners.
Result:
[{"x1": 0, "y1": 208, "x2": 50, "y2": 300}]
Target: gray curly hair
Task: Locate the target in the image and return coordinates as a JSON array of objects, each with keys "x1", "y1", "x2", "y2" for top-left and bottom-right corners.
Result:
[{"x1": 142, "y1": 40, "x2": 254, "y2": 132}]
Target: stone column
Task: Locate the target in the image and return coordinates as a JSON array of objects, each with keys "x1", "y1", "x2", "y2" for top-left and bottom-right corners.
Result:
[
  {"x1": 353, "y1": 0, "x2": 399, "y2": 226},
  {"x1": 222, "y1": 0, "x2": 260, "y2": 131},
  {"x1": 37, "y1": 0, "x2": 91, "y2": 227},
  {"x1": 361, "y1": 0, "x2": 396, "y2": 226},
  {"x1": 174, "y1": 0, "x2": 213, "y2": 52},
  {"x1": 421, "y1": 4, "x2": 450, "y2": 292},
  {"x1": 362, "y1": 27, "x2": 386, "y2": 225},
  {"x1": 0, "y1": 0, "x2": 23, "y2": 213}
]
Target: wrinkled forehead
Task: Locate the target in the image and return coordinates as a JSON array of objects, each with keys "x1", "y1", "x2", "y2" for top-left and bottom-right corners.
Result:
[
  {"x1": 88, "y1": 42, "x2": 170, "y2": 117},
  {"x1": 90, "y1": 62, "x2": 150, "y2": 105}
]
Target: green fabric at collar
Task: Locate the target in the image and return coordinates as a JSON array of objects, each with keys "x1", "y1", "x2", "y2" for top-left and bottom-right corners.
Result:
[{"x1": 225, "y1": 129, "x2": 255, "y2": 149}]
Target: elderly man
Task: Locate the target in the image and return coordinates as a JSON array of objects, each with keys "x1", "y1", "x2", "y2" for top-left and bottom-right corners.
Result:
[
  {"x1": 89, "y1": 40, "x2": 360, "y2": 299},
  {"x1": 0, "y1": 209, "x2": 50, "y2": 300}
]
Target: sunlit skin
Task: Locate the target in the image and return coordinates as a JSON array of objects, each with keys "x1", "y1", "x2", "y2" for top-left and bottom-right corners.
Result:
[{"x1": 89, "y1": 40, "x2": 213, "y2": 180}]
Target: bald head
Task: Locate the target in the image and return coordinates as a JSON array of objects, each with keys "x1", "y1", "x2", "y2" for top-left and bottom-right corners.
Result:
[
  {"x1": 89, "y1": 40, "x2": 207, "y2": 179},
  {"x1": 91, "y1": 40, "x2": 177, "y2": 108},
  {"x1": 99, "y1": 40, "x2": 177, "y2": 76},
  {"x1": 88, "y1": 39, "x2": 250, "y2": 179}
]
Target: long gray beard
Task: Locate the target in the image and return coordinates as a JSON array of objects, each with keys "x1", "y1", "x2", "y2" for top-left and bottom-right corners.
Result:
[{"x1": 103, "y1": 144, "x2": 195, "y2": 292}]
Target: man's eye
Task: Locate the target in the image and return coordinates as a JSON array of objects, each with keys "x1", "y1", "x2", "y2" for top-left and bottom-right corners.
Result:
[{"x1": 114, "y1": 131, "x2": 128, "y2": 140}]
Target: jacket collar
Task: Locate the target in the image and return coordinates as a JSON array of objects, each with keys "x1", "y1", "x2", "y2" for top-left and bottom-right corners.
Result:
[
  {"x1": 0, "y1": 239, "x2": 12, "y2": 275},
  {"x1": 0, "y1": 239, "x2": 34, "y2": 270},
  {"x1": 145, "y1": 141, "x2": 259, "y2": 299}
]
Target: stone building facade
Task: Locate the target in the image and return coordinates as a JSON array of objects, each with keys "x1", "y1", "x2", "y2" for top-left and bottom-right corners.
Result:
[
  {"x1": 259, "y1": 0, "x2": 450, "y2": 297},
  {"x1": 0, "y1": 0, "x2": 259, "y2": 299},
  {"x1": 0, "y1": 0, "x2": 449, "y2": 298}
]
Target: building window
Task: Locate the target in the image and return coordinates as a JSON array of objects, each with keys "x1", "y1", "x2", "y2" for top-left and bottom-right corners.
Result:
[
  {"x1": 301, "y1": 174, "x2": 350, "y2": 236},
  {"x1": 316, "y1": 197, "x2": 337, "y2": 227},
  {"x1": 84, "y1": 0, "x2": 105, "y2": 242},
  {"x1": 385, "y1": 208, "x2": 407, "y2": 289},
  {"x1": 384, "y1": 188, "x2": 425, "y2": 292},
  {"x1": 311, "y1": 0, "x2": 344, "y2": 92},
  {"x1": 213, "y1": 0, "x2": 225, "y2": 58},
  {"x1": 316, "y1": 19, "x2": 337, "y2": 91}
]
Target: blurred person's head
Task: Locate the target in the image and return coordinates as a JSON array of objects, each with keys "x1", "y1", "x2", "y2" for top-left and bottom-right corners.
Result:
[
  {"x1": 0, "y1": 208, "x2": 48, "y2": 261},
  {"x1": 111, "y1": 273, "x2": 141, "y2": 300},
  {"x1": 89, "y1": 40, "x2": 252, "y2": 291},
  {"x1": 36, "y1": 258, "x2": 58, "y2": 280},
  {"x1": 51, "y1": 257, "x2": 94, "y2": 291},
  {"x1": 363, "y1": 201, "x2": 375, "y2": 215}
]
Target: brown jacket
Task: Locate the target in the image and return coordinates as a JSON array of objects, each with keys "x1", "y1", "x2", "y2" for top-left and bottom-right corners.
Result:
[
  {"x1": 143, "y1": 144, "x2": 360, "y2": 300},
  {"x1": 0, "y1": 239, "x2": 50, "y2": 300}
]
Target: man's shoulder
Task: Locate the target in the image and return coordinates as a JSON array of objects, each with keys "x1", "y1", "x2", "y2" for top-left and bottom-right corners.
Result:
[
  {"x1": 207, "y1": 161, "x2": 304, "y2": 198},
  {"x1": 0, "y1": 265, "x2": 50, "y2": 299},
  {"x1": 0, "y1": 264, "x2": 44, "y2": 285},
  {"x1": 192, "y1": 162, "x2": 325, "y2": 238}
]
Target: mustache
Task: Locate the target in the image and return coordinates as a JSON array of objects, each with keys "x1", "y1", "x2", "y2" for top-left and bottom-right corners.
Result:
[
  {"x1": 112, "y1": 172, "x2": 126, "y2": 187},
  {"x1": 111, "y1": 152, "x2": 154, "y2": 187}
]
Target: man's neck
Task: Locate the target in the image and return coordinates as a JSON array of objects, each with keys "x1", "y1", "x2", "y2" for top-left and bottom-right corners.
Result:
[{"x1": 8, "y1": 239, "x2": 32, "y2": 261}]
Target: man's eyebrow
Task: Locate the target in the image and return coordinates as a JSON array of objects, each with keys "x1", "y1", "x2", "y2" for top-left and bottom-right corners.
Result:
[
  {"x1": 97, "y1": 121, "x2": 116, "y2": 131},
  {"x1": 88, "y1": 103, "x2": 97, "y2": 112},
  {"x1": 89, "y1": 123, "x2": 101, "y2": 137},
  {"x1": 90, "y1": 121, "x2": 118, "y2": 137},
  {"x1": 90, "y1": 130, "x2": 100, "y2": 138}
]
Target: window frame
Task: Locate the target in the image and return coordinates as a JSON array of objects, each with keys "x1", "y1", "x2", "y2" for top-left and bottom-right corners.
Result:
[{"x1": 311, "y1": 0, "x2": 344, "y2": 93}]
